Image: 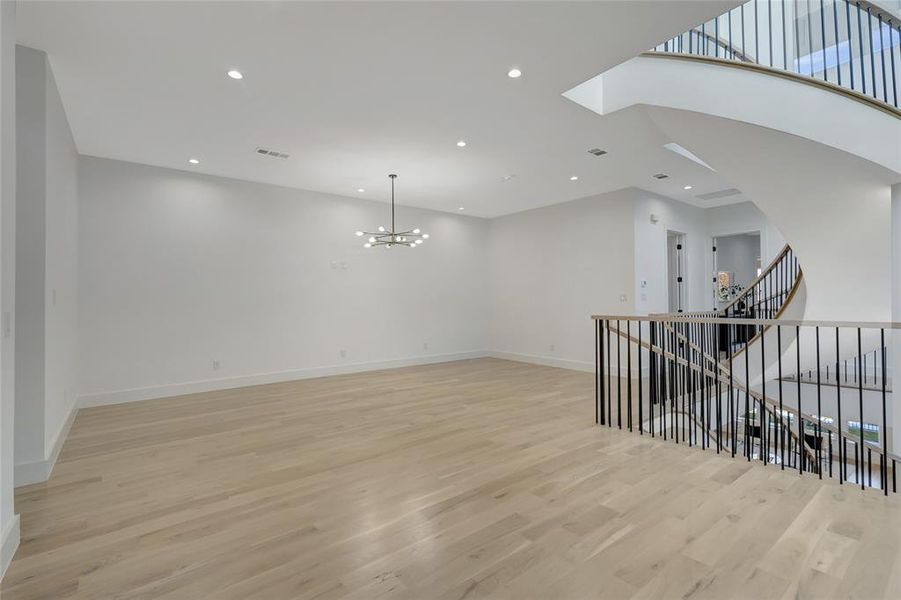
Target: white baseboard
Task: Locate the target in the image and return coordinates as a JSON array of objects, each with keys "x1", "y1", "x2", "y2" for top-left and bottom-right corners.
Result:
[
  {"x1": 488, "y1": 351, "x2": 594, "y2": 373},
  {"x1": 0, "y1": 514, "x2": 20, "y2": 579},
  {"x1": 77, "y1": 351, "x2": 491, "y2": 408},
  {"x1": 15, "y1": 404, "x2": 79, "y2": 487},
  {"x1": 488, "y1": 351, "x2": 647, "y2": 377}
]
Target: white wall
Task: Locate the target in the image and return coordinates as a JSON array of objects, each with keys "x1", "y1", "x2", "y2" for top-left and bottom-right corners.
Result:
[
  {"x1": 488, "y1": 188, "x2": 635, "y2": 371},
  {"x1": 13, "y1": 46, "x2": 79, "y2": 486},
  {"x1": 13, "y1": 46, "x2": 44, "y2": 470},
  {"x1": 0, "y1": 0, "x2": 17, "y2": 578},
  {"x1": 42, "y1": 50, "x2": 78, "y2": 457},
  {"x1": 77, "y1": 157, "x2": 489, "y2": 405},
  {"x1": 633, "y1": 190, "x2": 708, "y2": 314},
  {"x1": 706, "y1": 201, "x2": 785, "y2": 265}
]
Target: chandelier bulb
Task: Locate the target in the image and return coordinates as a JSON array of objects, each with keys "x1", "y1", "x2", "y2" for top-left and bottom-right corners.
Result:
[
  {"x1": 368, "y1": 236, "x2": 376, "y2": 243},
  {"x1": 413, "y1": 228, "x2": 421, "y2": 234},
  {"x1": 378, "y1": 226, "x2": 385, "y2": 232},
  {"x1": 409, "y1": 243, "x2": 416, "y2": 247},
  {"x1": 355, "y1": 231, "x2": 364, "y2": 237},
  {"x1": 363, "y1": 243, "x2": 372, "y2": 248},
  {"x1": 422, "y1": 233, "x2": 430, "y2": 239}
]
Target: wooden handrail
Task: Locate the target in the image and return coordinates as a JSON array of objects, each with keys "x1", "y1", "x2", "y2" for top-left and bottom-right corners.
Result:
[
  {"x1": 719, "y1": 243, "x2": 792, "y2": 315},
  {"x1": 591, "y1": 312, "x2": 901, "y2": 330}
]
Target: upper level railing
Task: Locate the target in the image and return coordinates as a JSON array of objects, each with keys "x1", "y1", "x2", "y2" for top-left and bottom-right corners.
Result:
[
  {"x1": 652, "y1": 0, "x2": 900, "y2": 110},
  {"x1": 593, "y1": 314, "x2": 899, "y2": 495}
]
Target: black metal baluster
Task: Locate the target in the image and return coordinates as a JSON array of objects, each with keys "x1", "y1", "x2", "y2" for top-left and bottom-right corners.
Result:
[
  {"x1": 782, "y1": 0, "x2": 787, "y2": 68},
  {"x1": 627, "y1": 320, "x2": 632, "y2": 432},
  {"x1": 657, "y1": 322, "x2": 669, "y2": 440},
  {"x1": 650, "y1": 321, "x2": 656, "y2": 438},
  {"x1": 836, "y1": 327, "x2": 844, "y2": 483},
  {"x1": 755, "y1": 0, "x2": 760, "y2": 63},
  {"x1": 833, "y1": 0, "x2": 842, "y2": 85},
  {"x1": 880, "y1": 329, "x2": 887, "y2": 494},
  {"x1": 596, "y1": 319, "x2": 602, "y2": 425},
  {"x1": 821, "y1": 0, "x2": 828, "y2": 80},
  {"x1": 807, "y1": 0, "x2": 815, "y2": 76},
  {"x1": 815, "y1": 327, "x2": 822, "y2": 478},
  {"x1": 730, "y1": 8, "x2": 735, "y2": 59},
  {"x1": 715, "y1": 13, "x2": 720, "y2": 58},
  {"x1": 742, "y1": 3, "x2": 747, "y2": 63},
  {"x1": 638, "y1": 321, "x2": 644, "y2": 435},
  {"x1": 857, "y1": 328, "x2": 864, "y2": 489},
  {"x1": 891, "y1": 24, "x2": 898, "y2": 106},
  {"x1": 878, "y1": 14, "x2": 888, "y2": 103},
  {"x1": 847, "y1": 0, "x2": 855, "y2": 89},
  {"x1": 672, "y1": 324, "x2": 678, "y2": 443},
  {"x1": 716, "y1": 319, "x2": 722, "y2": 453},
  {"x1": 797, "y1": 325, "x2": 804, "y2": 473},
  {"x1": 761, "y1": 326, "x2": 767, "y2": 464},
  {"x1": 728, "y1": 322, "x2": 735, "y2": 457},
  {"x1": 702, "y1": 21, "x2": 707, "y2": 56},
  {"x1": 745, "y1": 327, "x2": 751, "y2": 460},
  {"x1": 617, "y1": 320, "x2": 622, "y2": 429},
  {"x1": 867, "y1": 7, "x2": 877, "y2": 98},
  {"x1": 858, "y1": 2, "x2": 867, "y2": 94},
  {"x1": 776, "y1": 325, "x2": 785, "y2": 471},
  {"x1": 607, "y1": 319, "x2": 612, "y2": 428},
  {"x1": 868, "y1": 447, "x2": 872, "y2": 487}
]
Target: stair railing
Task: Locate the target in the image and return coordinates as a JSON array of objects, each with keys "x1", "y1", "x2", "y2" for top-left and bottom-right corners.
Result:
[
  {"x1": 593, "y1": 314, "x2": 899, "y2": 495},
  {"x1": 651, "y1": 0, "x2": 900, "y2": 111}
]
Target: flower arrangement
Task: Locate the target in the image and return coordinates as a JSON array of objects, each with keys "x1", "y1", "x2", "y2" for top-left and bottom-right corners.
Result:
[{"x1": 717, "y1": 283, "x2": 744, "y2": 302}]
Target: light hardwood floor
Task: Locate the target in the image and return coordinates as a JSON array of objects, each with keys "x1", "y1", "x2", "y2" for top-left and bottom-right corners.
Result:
[{"x1": 3, "y1": 358, "x2": 900, "y2": 599}]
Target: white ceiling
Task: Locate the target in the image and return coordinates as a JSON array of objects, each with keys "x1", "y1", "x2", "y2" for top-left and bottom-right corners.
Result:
[{"x1": 17, "y1": 0, "x2": 741, "y2": 218}]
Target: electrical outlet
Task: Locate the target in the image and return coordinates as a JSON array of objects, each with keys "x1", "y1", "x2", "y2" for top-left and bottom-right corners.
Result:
[
  {"x1": 619, "y1": 294, "x2": 628, "y2": 302},
  {"x1": 340, "y1": 349, "x2": 347, "y2": 358},
  {"x1": 212, "y1": 360, "x2": 220, "y2": 371},
  {"x1": 423, "y1": 342, "x2": 429, "y2": 351}
]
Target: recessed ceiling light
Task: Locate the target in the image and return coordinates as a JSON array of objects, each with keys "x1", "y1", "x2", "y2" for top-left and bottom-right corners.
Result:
[
  {"x1": 507, "y1": 68, "x2": 522, "y2": 78},
  {"x1": 683, "y1": 185, "x2": 693, "y2": 190},
  {"x1": 226, "y1": 69, "x2": 243, "y2": 80},
  {"x1": 456, "y1": 140, "x2": 467, "y2": 147},
  {"x1": 188, "y1": 158, "x2": 199, "y2": 165},
  {"x1": 357, "y1": 188, "x2": 365, "y2": 193},
  {"x1": 570, "y1": 175, "x2": 579, "y2": 181},
  {"x1": 458, "y1": 207, "x2": 465, "y2": 211}
]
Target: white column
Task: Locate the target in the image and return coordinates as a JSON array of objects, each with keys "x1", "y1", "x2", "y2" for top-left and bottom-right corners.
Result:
[{"x1": 892, "y1": 183, "x2": 901, "y2": 454}]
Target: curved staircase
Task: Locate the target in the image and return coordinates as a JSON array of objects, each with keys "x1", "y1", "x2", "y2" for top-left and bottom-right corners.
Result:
[{"x1": 594, "y1": 244, "x2": 899, "y2": 494}]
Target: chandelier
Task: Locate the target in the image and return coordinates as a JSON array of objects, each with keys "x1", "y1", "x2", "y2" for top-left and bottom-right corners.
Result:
[{"x1": 355, "y1": 174, "x2": 429, "y2": 249}]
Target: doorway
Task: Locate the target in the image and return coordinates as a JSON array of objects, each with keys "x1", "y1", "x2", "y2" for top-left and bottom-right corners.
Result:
[
  {"x1": 712, "y1": 232, "x2": 761, "y2": 309},
  {"x1": 666, "y1": 231, "x2": 686, "y2": 313}
]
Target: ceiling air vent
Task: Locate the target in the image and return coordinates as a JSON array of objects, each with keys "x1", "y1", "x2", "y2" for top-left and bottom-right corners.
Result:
[
  {"x1": 587, "y1": 148, "x2": 608, "y2": 156},
  {"x1": 697, "y1": 188, "x2": 742, "y2": 201},
  {"x1": 255, "y1": 147, "x2": 290, "y2": 160},
  {"x1": 652, "y1": 173, "x2": 669, "y2": 179}
]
